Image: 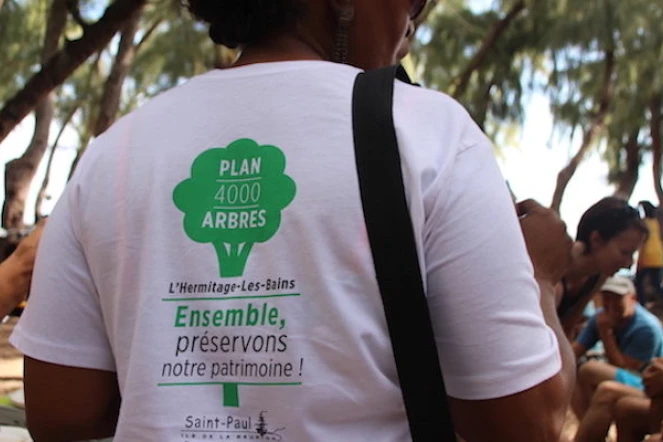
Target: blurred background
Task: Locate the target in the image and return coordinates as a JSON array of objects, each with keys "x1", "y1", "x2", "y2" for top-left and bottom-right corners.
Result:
[{"x1": 0, "y1": 0, "x2": 661, "y2": 246}]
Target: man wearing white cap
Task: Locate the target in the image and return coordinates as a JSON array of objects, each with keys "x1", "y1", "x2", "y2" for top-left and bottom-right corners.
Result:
[{"x1": 571, "y1": 276, "x2": 663, "y2": 441}]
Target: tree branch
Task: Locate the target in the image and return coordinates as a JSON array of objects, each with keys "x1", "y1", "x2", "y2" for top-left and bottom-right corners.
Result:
[
  {"x1": 614, "y1": 130, "x2": 641, "y2": 200},
  {"x1": 34, "y1": 103, "x2": 79, "y2": 219},
  {"x1": 0, "y1": 0, "x2": 148, "y2": 146},
  {"x1": 550, "y1": 49, "x2": 615, "y2": 213},
  {"x1": 93, "y1": 3, "x2": 144, "y2": 137},
  {"x1": 66, "y1": 0, "x2": 90, "y2": 30},
  {"x1": 651, "y1": 94, "x2": 663, "y2": 205},
  {"x1": 135, "y1": 17, "x2": 163, "y2": 52},
  {"x1": 1, "y1": 0, "x2": 68, "y2": 229},
  {"x1": 452, "y1": 0, "x2": 526, "y2": 99}
]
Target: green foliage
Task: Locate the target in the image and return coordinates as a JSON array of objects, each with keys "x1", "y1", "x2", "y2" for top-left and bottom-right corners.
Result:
[
  {"x1": 129, "y1": 9, "x2": 214, "y2": 102},
  {"x1": 0, "y1": 0, "x2": 49, "y2": 102},
  {"x1": 2, "y1": 0, "x2": 662, "y2": 212},
  {"x1": 411, "y1": 0, "x2": 662, "y2": 193},
  {"x1": 51, "y1": 0, "x2": 228, "y2": 150},
  {"x1": 412, "y1": 1, "x2": 540, "y2": 133}
]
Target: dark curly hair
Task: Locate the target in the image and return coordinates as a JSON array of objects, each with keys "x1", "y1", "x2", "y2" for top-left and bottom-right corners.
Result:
[
  {"x1": 184, "y1": 0, "x2": 306, "y2": 48},
  {"x1": 576, "y1": 197, "x2": 648, "y2": 252}
]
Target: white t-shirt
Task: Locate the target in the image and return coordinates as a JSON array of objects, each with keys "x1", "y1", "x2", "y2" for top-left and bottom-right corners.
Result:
[{"x1": 11, "y1": 61, "x2": 560, "y2": 441}]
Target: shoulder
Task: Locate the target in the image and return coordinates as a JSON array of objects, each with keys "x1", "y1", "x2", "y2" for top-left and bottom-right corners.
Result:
[
  {"x1": 70, "y1": 71, "x2": 215, "y2": 183},
  {"x1": 630, "y1": 307, "x2": 663, "y2": 336},
  {"x1": 393, "y1": 81, "x2": 487, "y2": 152},
  {"x1": 635, "y1": 305, "x2": 662, "y2": 325}
]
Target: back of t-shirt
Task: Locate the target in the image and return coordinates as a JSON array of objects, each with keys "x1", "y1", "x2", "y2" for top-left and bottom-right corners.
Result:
[{"x1": 11, "y1": 61, "x2": 560, "y2": 441}]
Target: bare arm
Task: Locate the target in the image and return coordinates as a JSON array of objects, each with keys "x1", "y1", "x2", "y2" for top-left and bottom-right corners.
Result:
[
  {"x1": 650, "y1": 399, "x2": 663, "y2": 434},
  {"x1": 0, "y1": 254, "x2": 30, "y2": 318},
  {"x1": 451, "y1": 279, "x2": 575, "y2": 442},
  {"x1": 643, "y1": 359, "x2": 663, "y2": 432},
  {"x1": 24, "y1": 357, "x2": 120, "y2": 442},
  {"x1": 560, "y1": 290, "x2": 598, "y2": 336},
  {"x1": 0, "y1": 222, "x2": 45, "y2": 318},
  {"x1": 572, "y1": 341, "x2": 588, "y2": 360},
  {"x1": 600, "y1": 327, "x2": 647, "y2": 371}
]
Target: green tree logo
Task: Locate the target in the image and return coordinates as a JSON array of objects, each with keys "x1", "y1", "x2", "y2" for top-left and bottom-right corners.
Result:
[{"x1": 173, "y1": 139, "x2": 296, "y2": 277}]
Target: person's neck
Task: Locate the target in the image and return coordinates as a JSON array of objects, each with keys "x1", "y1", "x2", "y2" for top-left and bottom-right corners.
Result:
[
  {"x1": 233, "y1": 34, "x2": 332, "y2": 68},
  {"x1": 565, "y1": 252, "x2": 601, "y2": 282}
]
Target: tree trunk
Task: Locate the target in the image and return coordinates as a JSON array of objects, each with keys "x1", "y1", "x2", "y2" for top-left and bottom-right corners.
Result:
[
  {"x1": 93, "y1": 4, "x2": 143, "y2": 136},
  {"x1": 475, "y1": 78, "x2": 495, "y2": 131},
  {"x1": 550, "y1": 49, "x2": 615, "y2": 213},
  {"x1": 651, "y1": 94, "x2": 663, "y2": 206},
  {"x1": 67, "y1": 7, "x2": 144, "y2": 179},
  {"x1": 613, "y1": 131, "x2": 641, "y2": 200},
  {"x1": 452, "y1": 0, "x2": 526, "y2": 99},
  {"x1": 0, "y1": 0, "x2": 148, "y2": 145},
  {"x1": 68, "y1": 132, "x2": 91, "y2": 181},
  {"x1": 1, "y1": 0, "x2": 67, "y2": 230},
  {"x1": 35, "y1": 104, "x2": 78, "y2": 218}
]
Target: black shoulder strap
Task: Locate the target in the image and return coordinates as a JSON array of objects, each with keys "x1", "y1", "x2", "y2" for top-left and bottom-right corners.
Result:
[{"x1": 352, "y1": 65, "x2": 456, "y2": 441}]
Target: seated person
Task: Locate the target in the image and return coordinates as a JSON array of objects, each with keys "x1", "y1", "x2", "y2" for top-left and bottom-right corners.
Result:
[
  {"x1": 612, "y1": 358, "x2": 663, "y2": 442},
  {"x1": 574, "y1": 381, "x2": 645, "y2": 442},
  {"x1": 572, "y1": 276, "x2": 663, "y2": 423}
]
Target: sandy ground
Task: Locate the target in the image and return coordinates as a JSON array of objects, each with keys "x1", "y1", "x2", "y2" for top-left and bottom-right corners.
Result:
[{"x1": 0, "y1": 318, "x2": 24, "y2": 397}]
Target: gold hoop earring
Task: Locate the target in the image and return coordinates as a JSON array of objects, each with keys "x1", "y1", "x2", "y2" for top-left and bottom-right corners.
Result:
[{"x1": 333, "y1": 5, "x2": 354, "y2": 64}]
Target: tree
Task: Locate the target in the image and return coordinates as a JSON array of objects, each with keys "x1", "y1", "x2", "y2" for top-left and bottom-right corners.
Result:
[
  {"x1": 412, "y1": 0, "x2": 538, "y2": 134},
  {"x1": 546, "y1": 0, "x2": 663, "y2": 210},
  {"x1": 0, "y1": 0, "x2": 47, "y2": 104},
  {"x1": 610, "y1": 130, "x2": 641, "y2": 200},
  {"x1": 2, "y1": 0, "x2": 68, "y2": 230},
  {"x1": 601, "y1": 0, "x2": 663, "y2": 203},
  {"x1": 411, "y1": 0, "x2": 661, "y2": 210},
  {"x1": 93, "y1": 3, "x2": 144, "y2": 136},
  {"x1": 451, "y1": 0, "x2": 525, "y2": 100},
  {"x1": 0, "y1": 0, "x2": 148, "y2": 145},
  {"x1": 652, "y1": 95, "x2": 663, "y2": 204},
  {"x1": 67, "y1": 0, "x2": 220, "y2": 177},
  {"x1": 68, "y1": 1, "x2": 147, "y2": 175},
  {"x1": 549, "y1": 48, "x2": 615, "y2": 213}
]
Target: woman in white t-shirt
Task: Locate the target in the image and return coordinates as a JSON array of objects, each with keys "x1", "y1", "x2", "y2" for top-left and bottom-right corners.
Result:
[{"x1": 13, "y1": 1, "x2": 574, "y2": 441}]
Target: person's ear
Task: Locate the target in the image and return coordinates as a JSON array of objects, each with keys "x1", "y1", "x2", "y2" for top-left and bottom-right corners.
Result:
[{"x1": 572, "y1": 241, "x2": 586, "y2": 258}]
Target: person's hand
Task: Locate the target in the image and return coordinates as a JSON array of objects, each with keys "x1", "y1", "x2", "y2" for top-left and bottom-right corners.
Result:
[
  {"x1": 0, "y1": 220, "x2": 46, "y2": 317},
  {"x1": 596, "y1": 311, "x2": 615, "y2": 335},
  {"x1": 643, "y1": 358, "x2": 663, "y2": 398},
  {"x1": 12, "y1": 219, "x2": 46, "y2": 272},
  {"x1": 517, "y1": 199, "x2": 573, "y2": 284}
]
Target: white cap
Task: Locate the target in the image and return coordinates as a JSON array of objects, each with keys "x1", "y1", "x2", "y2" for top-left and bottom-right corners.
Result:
[{"x1": 600, "y1": 276, "x2": 636, "y2": 296}]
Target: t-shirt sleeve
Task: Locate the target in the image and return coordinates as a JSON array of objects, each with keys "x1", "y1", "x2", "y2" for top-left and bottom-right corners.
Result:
[
  {"x1": 576, "y1": 316, "x2": 599, "y2": 351},
  {"x1": 423, "y1": 134, "x2": 561, "y2": 401},
  {"x1": 9, "y1": 181, "x2": 115, "y2": 371},
  {"x1": 623, "y1": 327, "x2": 660, "y2": 363}
]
